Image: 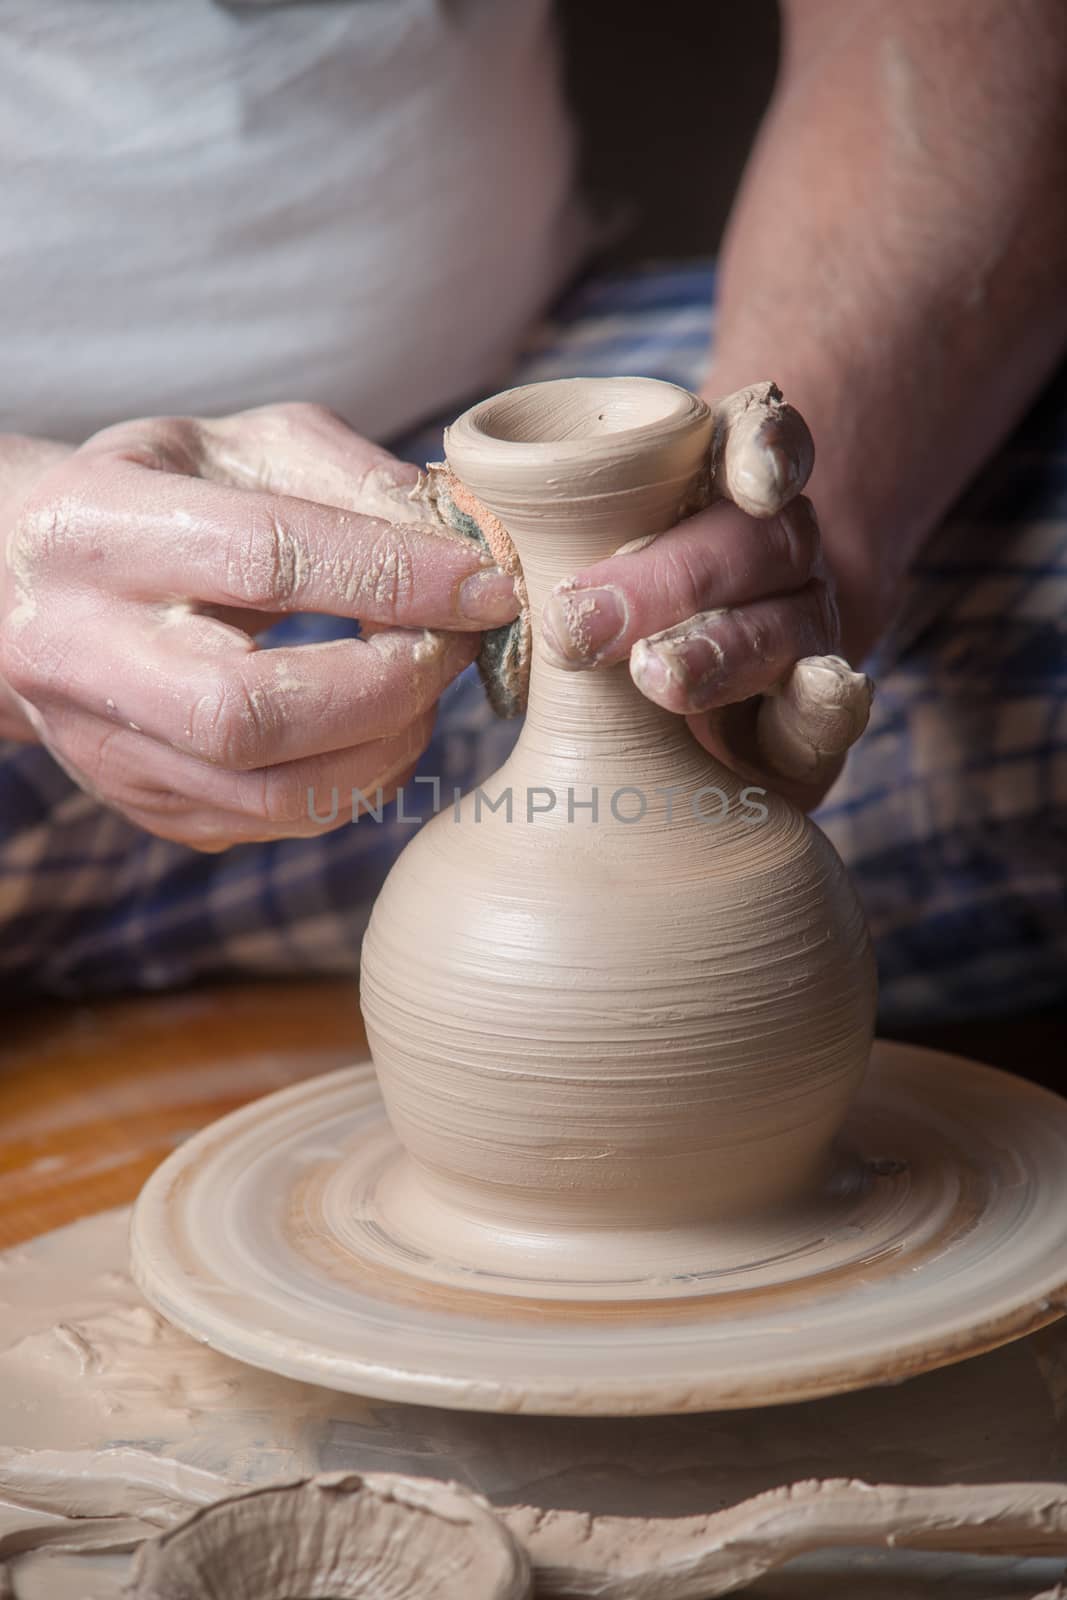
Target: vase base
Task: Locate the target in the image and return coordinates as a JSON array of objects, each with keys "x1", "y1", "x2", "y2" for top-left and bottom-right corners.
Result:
[
  {"x1": 131, "y1": 1041, "x2": 1067, "y2": 1415},
  {"x1": 304, "y1": 1135, "x2": 911, "y2": 1299}
]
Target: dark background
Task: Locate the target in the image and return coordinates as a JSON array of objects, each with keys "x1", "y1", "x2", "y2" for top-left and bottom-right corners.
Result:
[{"x1": 558, "y1": 0, "x2": 780, "y2": 264}]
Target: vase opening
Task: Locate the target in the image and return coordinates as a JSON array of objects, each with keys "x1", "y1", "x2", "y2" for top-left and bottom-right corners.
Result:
[{"x1": 471, "y1": 376, "x2": 698, "y2": 447}]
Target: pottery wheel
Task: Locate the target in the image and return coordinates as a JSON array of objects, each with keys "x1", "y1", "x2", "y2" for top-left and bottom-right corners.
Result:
[{"x1": 130, "y1": 1041, "x2": 1067, "y2": 1415}]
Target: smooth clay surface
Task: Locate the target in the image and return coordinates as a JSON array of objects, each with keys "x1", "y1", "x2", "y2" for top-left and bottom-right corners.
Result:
[
  {"x1": 361, "y1": 378, "x2": 878, "y2": 1279},
  {"x1": 5, "y1": 1207, "x2": 1067, "y2": 1598},
  {"x1": 128, "y1": 1042, "x2": 1067, "y2": 1414}
]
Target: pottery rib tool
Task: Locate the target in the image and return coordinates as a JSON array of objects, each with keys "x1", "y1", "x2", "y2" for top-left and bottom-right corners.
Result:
[
  {"x1": 420, "y1": 463, "x2": 531, "y2": 720},
  {"x1": 130, "y1": 378, "x2": 1067, "y2": 1415}
]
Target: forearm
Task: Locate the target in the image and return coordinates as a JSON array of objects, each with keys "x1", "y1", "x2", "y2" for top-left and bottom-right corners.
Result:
[
  {"x1": 0, "y1": 434, "x2": 74, "y2": 739},
  {"x1": 705, "y1": 0, "x2": 1067, "y2": 660}
]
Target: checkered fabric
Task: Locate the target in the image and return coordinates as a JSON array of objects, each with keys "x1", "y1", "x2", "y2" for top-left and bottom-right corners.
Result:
[{"x1": 1, "y1": 263, "x2": 1063, "y2": 1023}]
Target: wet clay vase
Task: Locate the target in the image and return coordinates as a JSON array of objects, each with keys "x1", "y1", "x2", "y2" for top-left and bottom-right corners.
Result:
[
  {"x1": 128, "y1": 380, "x2": 1067, "y2": 1412},
  {"x1": 359, "y1": 378, "x2": 877, "y2": 1286}
]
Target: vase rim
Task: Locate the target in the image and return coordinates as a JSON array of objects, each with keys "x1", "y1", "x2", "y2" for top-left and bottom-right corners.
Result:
[{"x1": 446, "y1": 376, "x2": 710, "y2": 460}]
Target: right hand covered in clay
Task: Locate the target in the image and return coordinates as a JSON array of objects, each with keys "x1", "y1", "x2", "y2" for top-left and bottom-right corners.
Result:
[
  {"x1": 539, "y1": 384, "x2": 872, "y2": 807},
  {"x1": 0, "y1": 403, "x2": 518, "y2": 849}
]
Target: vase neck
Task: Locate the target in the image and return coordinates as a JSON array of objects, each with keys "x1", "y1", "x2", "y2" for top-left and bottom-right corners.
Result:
[
  {"x1": 443, "y1": 377, "x2": 730, "y2": 798},
  {"x1": 443, "y1": 377, "x2": 714, "y2": 571}
]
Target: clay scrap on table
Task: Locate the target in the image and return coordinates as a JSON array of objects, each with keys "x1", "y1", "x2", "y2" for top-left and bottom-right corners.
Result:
[
  {"x1": 124, "y1": 1473, "x2": 530, "y2": 1600},
  {"x1": 507, "y1": 1478, "x2": 1067, "y2": 1598},
  {"x1": 5, "y1": 1460, "x2": 1067, "y2": 1600}
]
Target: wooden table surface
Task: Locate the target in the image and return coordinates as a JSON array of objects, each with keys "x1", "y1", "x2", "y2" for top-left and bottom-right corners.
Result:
[{"x1": 0, "y1": 979, "x2": 366, "y2": 1249}]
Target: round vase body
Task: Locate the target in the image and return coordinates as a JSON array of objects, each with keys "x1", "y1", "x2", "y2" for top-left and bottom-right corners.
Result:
[{"x1": 359, "y1": 379, "x2": 876, "y2": 1282}]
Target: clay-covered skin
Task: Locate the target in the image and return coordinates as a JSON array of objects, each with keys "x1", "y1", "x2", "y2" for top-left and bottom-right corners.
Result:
[
  {"x1": 755, "y1": 656, "x2": 873, "y2": 783},
  {"x1": 0, "y1": 403, "x2": 517, "y2": 849},
  {"x1": 360, "y1": 379, "x2": 877, "y2": 1279},
  {"x1": 531, "y1": 380, "x2": 874, "y2": 808}
]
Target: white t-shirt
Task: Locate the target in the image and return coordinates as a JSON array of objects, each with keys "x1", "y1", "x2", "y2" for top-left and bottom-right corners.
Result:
[{"x1": 0, "y1": 0, "x2": 589, "y2": 443}]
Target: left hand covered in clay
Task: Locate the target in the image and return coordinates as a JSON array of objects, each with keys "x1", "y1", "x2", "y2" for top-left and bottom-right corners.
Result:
[{"x1": 539, "y1": 384, "x2": 871, "y2": 808}]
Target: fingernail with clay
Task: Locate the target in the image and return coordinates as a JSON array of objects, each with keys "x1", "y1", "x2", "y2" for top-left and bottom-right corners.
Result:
[
  {"x1": 458, "y1": 567, "x2": 519, "y2": 624},
  {"x1": 731, "y1": 437, "x2": 801, "y2": 519},
  {"x1": 631, "y1": 624, "x2": 726, "y2": 710},
  {"x1": 542, "y1": 584, "x2": 627, "y2": 667},
  {"x1": 763, "y1": 437, "x2": 802, "y2": 500},
  {"x1": 729, "y1": 412, "x2": 813, "y2": 517}
]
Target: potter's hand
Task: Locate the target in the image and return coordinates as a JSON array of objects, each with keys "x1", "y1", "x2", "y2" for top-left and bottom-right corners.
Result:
[
  {"x1": 539, "y1": 384, "x2": 871, "y2": 807},
  {"x1": 0, "y1": 403, "x2": 517, "y2": 849}
]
